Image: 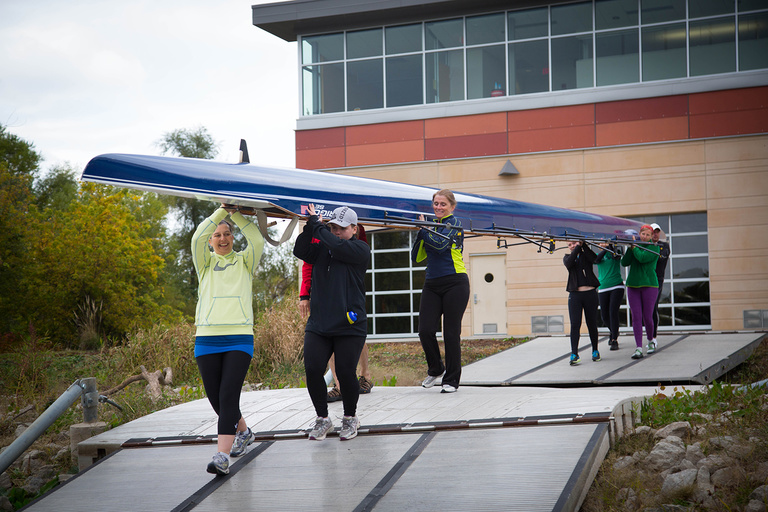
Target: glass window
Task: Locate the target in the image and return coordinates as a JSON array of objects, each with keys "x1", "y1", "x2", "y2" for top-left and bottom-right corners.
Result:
[
  {"x1": 596, "y1": 29, "x2": 639, "y2": 86},
  {"x1": 552, "y1": 34, "x2": 594, "y2": 90},
  {"x1": 739, "y1": 12, "x2": 768, "y2": 71},
  {"x1": 302, "y1": 64, "x2": 344, "y2": 115},
  {"x1": 374, "y1": 293, "x2": 411, "y2": 313},
  {"x1": 386, "y1": 54, "x2": 423, "y2": 107},
  {"x1": 642, "y1": 23, "x2": 687, "y2": 81},
  {"x1": 375, "y1": 251, "x2": 411, "y2": 269},
  {"x1": 690, "y1": 0, "x2": 734, "y2": 19},
  {"x1": 673, "y1": 281, "x2": 711, "y2": 303},
  {"x1": 551, "y1": 2, "x2": 593, "y2": 35},
  {"x1": 347, "y1": 28, "x2": 382, "y2": 59},
  {"x1": 672, "y1": 256, "x2": 709, "y2": 279},
  {"x1": 375, "y1": 316, "x2": 413, "y2": 334},
  {"x1": 739, "y1": 0, "x2": 766, "y2": 11},
  {"x1": 675, "y1": 306, "x2": 712, "y2": 326},
  {"x1": 596, "y1": 0, "x2": 638, "y2": 30},
  {"x1": 671, "y1": 234, "x2": 708, "y2": 254},
  {"x1": 426, "y1": 50, "x2": 465, "y2": 103},
  {"x1": 641, "y1": 0, "x2": 685, "y2": 24},
  {"x1": 467, "y1": 45, "x2": 506, "y2": 99},
  {"x1": 375, "y1": 271, "x2": 411, "y2": 292},
  {"x1": 671, "y1": 212, "x2": 707, "y2": 232},
  {"x1": 386, "y1": 24, "x2": 422, "y2": 55},
  {"x1": 509, "y1": 7, "x2": 548, "y2": 40},
  {"x1": 690, "y1": 17, "x2": 736, "y2": 76},
  {"x1": 347, "y1": 59, "x2": 383, "y2": 111},
  {"x1": 302, "y1": 33, "x2": 343, "y2": 64},
  {"x1": 425, "y1": 18, "x2": 464, "y2": 50},
  {"x1": 467, "y1": 13, "x2": 506, "y2": 45},
  {"x1": 509, "y1": 40, "x2": 550, "y2": 94}
]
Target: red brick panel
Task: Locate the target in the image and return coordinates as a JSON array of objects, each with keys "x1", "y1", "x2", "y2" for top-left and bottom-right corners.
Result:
[
  {"x1": 425, "y1": 113, "x2": 507, "y2": 138},
  {"x1": 346, "y1": 121, "x2": 423, "y2": 145},
  {"x1": 508, "y1": 125, "x2": 595, "y2": 153},
  {"x1": 597, "y1": 117, "x2": 690, "y2": 146},
  {"x1": 689, "y1": 86, "x2": 768, "y2": 114},
  {"x1": 425, "y1": 133, "x2": 508, "y2": 160},
  {"x1": 295, "y1": 127, "x2": 346, "y2": 151},
  {"x1": 596, "y1": 95, "x2": 689, "y2": 123},
  {"x1": 347, "y1": 140, "x2": 425, "y2": 166},
  {"x1": 296, "y1": 147, "x2": 346, "y2": 170},
  {"x1": 689, "y1": 87, "x2": 768, "y2": 138},
  {"x1": 508, "y1": 104, "x2": 594, "y2": 130}
]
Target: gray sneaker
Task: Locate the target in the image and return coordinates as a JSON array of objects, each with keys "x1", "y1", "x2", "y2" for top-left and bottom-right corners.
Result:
[
  {"x1": 230, "y1": 427, "x2": 254, "y2": 457},
  {"x1": 339, "y1": 415, "x2": 360, "y2": 441},
  {"x1": 647, "y1": 340, "x2": 657, "y2": 354},
  {"x1": 308, "y1": 416, "x2": 333, "y2": 441},
  {"x1": 206, "y1": 452, "x2": 229, "y2": 475},
  {"x1": 421, "y1": 372, "x2": 444, "y2": 388}
]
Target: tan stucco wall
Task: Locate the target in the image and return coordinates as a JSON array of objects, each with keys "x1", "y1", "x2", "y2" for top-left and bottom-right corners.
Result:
[{"x1": 336, "y1": 134, "x2": 768, "y2": 337}]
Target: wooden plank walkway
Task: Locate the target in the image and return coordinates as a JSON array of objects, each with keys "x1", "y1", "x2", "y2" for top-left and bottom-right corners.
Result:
[{"x1": 23, "y1": 331, "x2": 764, "y2": 512}]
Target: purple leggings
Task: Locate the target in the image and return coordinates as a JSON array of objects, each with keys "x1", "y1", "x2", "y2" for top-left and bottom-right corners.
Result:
[{"x1": 627, "y1": 287, "x2": 657, "y2": 347}]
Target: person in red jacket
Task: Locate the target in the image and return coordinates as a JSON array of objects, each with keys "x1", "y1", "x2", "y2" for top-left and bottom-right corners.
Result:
[{"x1": 299, "y1": 225, "x2": 372, "y2": 402}]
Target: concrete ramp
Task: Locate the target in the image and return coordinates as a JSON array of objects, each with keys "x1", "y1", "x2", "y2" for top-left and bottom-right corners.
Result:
[{"x1": 461, "y1": 332, "x2": 766, "y2": 386}]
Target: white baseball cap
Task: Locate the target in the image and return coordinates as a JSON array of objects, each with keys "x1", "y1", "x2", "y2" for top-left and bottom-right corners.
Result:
[{"x1": 327, "y1": 206, "x2": 358, "y2": 227}]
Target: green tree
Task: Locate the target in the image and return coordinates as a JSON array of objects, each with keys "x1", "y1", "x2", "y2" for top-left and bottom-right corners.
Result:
[
  {"x1": 34, "y1": 164, "x2": 78, "y2": 213},
  {"x1": 0, "y1": 126, "x2": 41, "y2": 340},
  {"x1": 27, "y1": 183, "x2": 182, "y2": 346}
]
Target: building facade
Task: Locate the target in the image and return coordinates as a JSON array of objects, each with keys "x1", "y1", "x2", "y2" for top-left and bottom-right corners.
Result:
[{"x1": 252, "y1": 0, "x2": 768, "y2": 339}]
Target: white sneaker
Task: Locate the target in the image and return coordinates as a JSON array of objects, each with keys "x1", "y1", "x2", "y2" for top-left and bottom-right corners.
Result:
[
  {"x1": 647, "y1": 339, "x2": 657, "y2": 354},
  {"x1": 631, "y1": 348, "x2": 644, "y2": 359},
  {"x1": 440, "y1": 384, "x2": 457, "y2": 393},
  {"x1": 308, "y1": 417, "x2": 333, "y2": 441},
  {"x1": 339, "y1": 415, "x2": 360, "y2": 441},
  {"x1": 230, "y1": 427, "x2": 254, "y2": 457},
  {"x1": 421, "y1": 372, "x2": 444, "y2": 388},
  {"x1": 206, "y1": 452, "x2": 230, "y2": 475}
]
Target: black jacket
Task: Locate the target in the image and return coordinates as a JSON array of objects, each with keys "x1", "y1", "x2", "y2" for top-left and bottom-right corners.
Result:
[
  {"x1": 293, "y1": 216, "x2": 370, "y2": 336},
  {"x1": 563, "y1": 243, "x2": 600, "y2": 292}
]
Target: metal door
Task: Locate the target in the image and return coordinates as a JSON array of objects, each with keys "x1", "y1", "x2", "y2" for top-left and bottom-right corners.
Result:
[{"x1": 469, "y1": 254, "x2": 507, "y2": 336}]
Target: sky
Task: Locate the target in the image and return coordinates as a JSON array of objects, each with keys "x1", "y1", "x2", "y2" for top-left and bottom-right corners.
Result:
[{"x1": 0, "y1": 0, "x2": 298, "y2": 175}]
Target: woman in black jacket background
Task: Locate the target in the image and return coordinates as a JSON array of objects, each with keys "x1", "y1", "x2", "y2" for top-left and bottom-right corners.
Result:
[
  {"x1": 293, "y1": 204, "x2": 370, "y2": 442},
  {"x1": 563, "y1": 240, "x2": 601, "y2": 365}
]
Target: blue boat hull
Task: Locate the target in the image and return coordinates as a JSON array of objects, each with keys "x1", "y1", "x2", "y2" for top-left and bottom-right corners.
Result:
[{"x1": 81, "y1": 153, "x2": 641, "y2": 241}]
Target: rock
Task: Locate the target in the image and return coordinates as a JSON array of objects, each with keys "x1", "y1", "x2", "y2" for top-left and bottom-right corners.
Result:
[
  {"x1": 613, "y1": 455, "x2": 636, "y2": 471},
  {"x1": 0, "y1": 472, "x2": 10, "y2": 491},
  {"x1": 645, "y1": 439, "x2": 686, "y2": 471},
  {"x1": 21, "y1": 450, "x2": 43, "y2": 473},
  {"x1": 616, "y1": 487, "x2": 639, "y2": 510},
  {"x1": 710, "y1": 435, "x2": 755, "y2": 458},
  {"x1": 698, "y1": 453, "x2": 736, "y2": 472},
  {"x1": 752, "y1": 464, "x2": 768, "y2": 486},
  {"x1": 655, "y1": 421, "x2": 692, "y2": 440},
  {"x1": 634, "y1": 425, "x2": 654, "y2": 436},
  {"x1": 745, "y1": 500, "x2": 768, "y2": 512},
  {"x1": 0, "y1": 495, "x2": 13, "y2": 512},
  {"x1": 685, "y1": 443, "x2": 705, "y2": 465},
  {"x1": 14, "y1": 423, "x2": 29, "y2": 438},
  {"x1": 711, "y1": 466, "x2": 745, "y2": 488},
  {"x1": 750, "y1": 484, "x2": 768, "y2": 502},
  {"x1": 54, "y1": 448, "x2": 70, "y2": 463},
  {"x1": 661, "y1": 468, "x2": 697, "y2": 498}
]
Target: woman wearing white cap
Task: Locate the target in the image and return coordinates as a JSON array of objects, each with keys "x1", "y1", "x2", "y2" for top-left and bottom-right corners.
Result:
[{"x1": 294, "y1": 204, "x2": 370, "y2": 442}]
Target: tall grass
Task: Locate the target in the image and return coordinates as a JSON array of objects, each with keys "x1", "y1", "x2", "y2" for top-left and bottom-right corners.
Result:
[{"x1": 250, "y1": 291, "x2": 306, "y2": 387}]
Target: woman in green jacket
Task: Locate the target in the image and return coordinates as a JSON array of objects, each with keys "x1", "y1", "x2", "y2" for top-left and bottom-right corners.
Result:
[{"x1": 621, "y1": 225, "x2": 660, "y2": 360}]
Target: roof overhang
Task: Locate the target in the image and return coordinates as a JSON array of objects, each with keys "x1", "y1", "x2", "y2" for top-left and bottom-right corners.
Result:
[{"x1": 252, "y1": 0, "x2": 548, "y2": 41}]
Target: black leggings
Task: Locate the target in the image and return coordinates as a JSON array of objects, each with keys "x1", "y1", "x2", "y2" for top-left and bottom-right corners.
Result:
[
  {"x1": 196, "y1": 351, "x2": 252, "y2": 435},
  {"x1": 568, "y1": 289, "x2": 599, "y2": 354},
  {"x1": 304, "y1": 332, "x2": 365, "y2": 418},
  {"x1": 598, "y1": 288, "x2": 625, "y2": 341},
  {"x1": 418, "y1": 274, "x2": 470, "y2": 388}
]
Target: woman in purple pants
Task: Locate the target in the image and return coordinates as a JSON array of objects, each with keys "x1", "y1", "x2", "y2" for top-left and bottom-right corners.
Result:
[{"x1": 621, "y1": 225, "x2": 660, "y2": 360}]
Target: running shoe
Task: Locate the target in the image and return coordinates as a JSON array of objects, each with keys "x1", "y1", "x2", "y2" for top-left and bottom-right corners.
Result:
[
  {"x1": 308, "y1": 416, "x2": 334, "y2": 441},
  {"x1": 592, "y1": 350, "x2": 601, "y2": 362},
  {"x1": 631, "y1": 348, "x2": 644, "y2": 359},
  {"x1": 647, "y1": 340, "x2": 657, "y2": 354},
  {"x1": 440, "y1": 384, "x2": 457, "y2": 393},
  {"x1": 569, "y1": 354, "x2": 581, "y2": 366},
  {"x1": 358, "y1": 376, "x2": 374, "y2": 394},
  {"x1": 339, "y1": 415, "x2": 360, "y2": 441},
  {"x1": 327, "y1": 386, "x2": 342, "y2": 402},
  {"x1": 230, "y1": 427, "x2": 254, "y2": 457},
  {"x1": 206, "y1": 452, "x2": 230, "y2": 476},
  {"x1": 609, "y1": 340, "x2": 619, "y2": 351},
  {"x1": 421, "y1": 372, "x2": 444, "y2": 388}
]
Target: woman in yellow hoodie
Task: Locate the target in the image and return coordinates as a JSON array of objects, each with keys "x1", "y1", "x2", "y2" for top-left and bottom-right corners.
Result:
[{"x1": 192, "y1": 204, "x2": 264, "y2": 475}]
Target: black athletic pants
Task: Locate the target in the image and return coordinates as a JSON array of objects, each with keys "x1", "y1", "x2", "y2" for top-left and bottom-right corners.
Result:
[
  {"x1": 568, "y1": 289, "x2": 599, "y2": 355},
  {"x1": 196, "y1": 351, "x2": 252, "y2": 435},
  {"x1": 418, "y1": 273, "x2": 470, "y2": 389},
  {"x1": 598, "y1": 288, "x2": 625, "y2": 341},
  {"x1": 304, "y1": 332, "x2": 365, "y2": 418}
]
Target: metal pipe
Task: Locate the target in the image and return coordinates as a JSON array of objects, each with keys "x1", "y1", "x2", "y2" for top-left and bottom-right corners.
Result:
[{"x1": 0, "y1": 380, "x2": 85, "y2": 475}]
